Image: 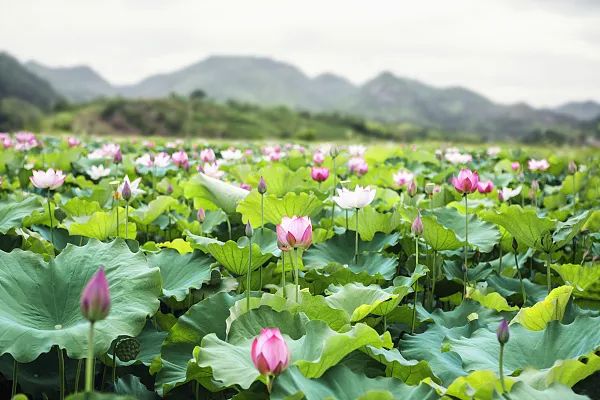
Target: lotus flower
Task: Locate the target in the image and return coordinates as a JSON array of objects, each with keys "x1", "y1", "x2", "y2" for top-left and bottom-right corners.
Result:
[
  {"x1": 445, "y1": 151, "x2": 472, "y2": 164},
  {"x1": 154, "y1": 152, "x2": 171, "y2": 168},
  {"x1": 135, "y1": 153, "x2": 154, "y2": 167},
  {"x1": 333, "y1": 186, "x2": 376, "y2": 209},
  {"x1": 251, "y1": 328, "x2": 290, "y2": 376},
  {"x1": 498, "y1": 186, "x2": 522, "y2": 202},
  {"x1": 486, "y1": 146, "x2": 501, "y2": 157},
  {"x1": 313, "y1": 151, "x2": 325, "y2": 165},
  {"x1": 311, "y1": 167, "x2": 329, "y2": 183},
  {"x1": 528, "y1": 159, "x2": 550, "y2": 172},
  {"x1": 511, "y1": 161, "x2": 520, "y2": 171},
  {"x1": 67, "y1": 137, "x2": 81, "y2": 147},
  {"x1": 118, "y1": 176, "x2": 144, "y2": 199},
  {"x1": 200, "y1": 148, "x2": 216, "y2": 163},
  {"x1": 240, "y1": 182, "x2": 252, "y2": 191},
  {"x1": 411, "y1": 213, "x2": 423, "y2": 236},
  {"x1": 348, "y1": 145, "x2": 366, "y2": 157},
  {"x1": 451, "y1": 169, "x2": 479, "y2": 194},
  {"x1": 88, "y1": 165, "x2": 111, "y2": 180},
  {"x1": 199, "y1": 162, "x2": 224, "y2": 179},
  {"x1": 268, "y1": 151, "x2": 283, "y2": 162},
  {"x1": 348, "y1": 157, "x2": 368, "y2": 176},
  {"x1": 393, "y1": 170, "x2": 414, "y2": 187},
  {"x1": 477, "y1": 180, "x2": 494, "y2": 194},
  {"x1": 80, "y1": 267, "x2": 111, "y2": 323},
  {"x1": 221, "y1": 148, "x2": 243, "y2": 161},
  {"x1": 172, "y1": 150, "x2": 189, "y2": 168},
  {"x1": 276, "y1": 216, "x2": 312, "y2": 250},
  {"x1": 30, "y1": 168, "x2": 66, "y2": 190}
]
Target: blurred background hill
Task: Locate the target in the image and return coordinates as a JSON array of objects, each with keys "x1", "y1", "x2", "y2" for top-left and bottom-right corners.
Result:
[{"x1": 1, "y1": 51, "x2": 599, "y2": 143}]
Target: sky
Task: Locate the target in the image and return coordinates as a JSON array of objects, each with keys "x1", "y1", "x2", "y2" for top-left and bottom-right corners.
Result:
[{"x1": 1, "y1": 0, "x2": 599, "y2": 107}]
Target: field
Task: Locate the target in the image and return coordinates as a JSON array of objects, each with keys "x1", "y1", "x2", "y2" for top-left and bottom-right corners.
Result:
[{"x1": 0, "y1": 133, "x2": 598, "y2": 400}]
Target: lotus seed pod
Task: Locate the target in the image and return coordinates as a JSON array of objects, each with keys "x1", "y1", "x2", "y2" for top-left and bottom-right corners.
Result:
[
  {"x1": 54, "y1": 207, "x2": 67, "y2": 222},
  {"x1": 115, "y1": 337, "x2": 140, "y2": 362}
]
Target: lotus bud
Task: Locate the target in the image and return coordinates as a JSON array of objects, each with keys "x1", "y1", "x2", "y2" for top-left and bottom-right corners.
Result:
[
  {"x1": 530, "y1": 179, "x2": 539, "y2": 192},
  {"x1": 121, "y1": 180, "x2": 132, "y2": 202},
  {"x1": 197, "y1": 208, "x2": 206, "y2": 223},
  {"x1": 411, "y1": 213, "x2": 423, "y2": 236},
  {"x1": 166, "y1": 183, "x2": 173, "y2": 195},
  {"x1": 512, "y1": 237, "x2": 519, "y2": 251},
  {"x1": 246, "y1": 221, "x2": 254, "y2": 238},
  {"x1": 330, "y1": 146, "x2": 340, "y2": 159},
  {"x1": 496, "y1": 319, "x2": 510, "y2": 345},
  {"x1": 80, "y1": 267, "x2": 111, "y2": 323},
  {"x1": 258, "y1": 176, "x2": 267, "y2": 194},
  {"x1": 113, "y1": 149, "x2": 123, "y2": 164},
  {"x1": 407, "y1": 180, "x2": 417, "y2": 197},
  {"x1": 251, "y1": 328, "x2": 290, "y2": 376},
  {"x1": 425, "y1": 182, "x2": 436, "y2": 195},
  {"x1": 568, "y1": 160, "x2": 577, "y2": 174}
]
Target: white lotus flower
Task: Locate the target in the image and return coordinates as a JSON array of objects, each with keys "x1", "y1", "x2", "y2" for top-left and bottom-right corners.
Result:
[
  {"x1": 221, "y1": 149, "x2": 243, "y2": 161},
  {"x1": 118, "y1": 175, "x2": 145, "y2": 199},
  {"x1": 498, "y1": 186, "x2": 522, "y2": 202},
  {"x1": 348, "y1": 145, "x2": 366, "y2": 157},
  {"x1": 88, "y1": 165, "x2": 111, "y2": 180},
  {"x1": 154, "y1": 152, "x2": 171, "y2": 168},
  {"x1": 333, "y1": 185, "x2": 376, "y2": 209}
]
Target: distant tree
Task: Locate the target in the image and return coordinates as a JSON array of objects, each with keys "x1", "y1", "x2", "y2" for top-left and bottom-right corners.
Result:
[{"x1": 190, "y1": 89, "x2": 206, "y2": 100}]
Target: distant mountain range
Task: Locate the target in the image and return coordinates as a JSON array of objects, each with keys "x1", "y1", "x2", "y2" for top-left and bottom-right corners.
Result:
[{"x1": 2, "y1": 51, "x2": 600, "y2": 137}]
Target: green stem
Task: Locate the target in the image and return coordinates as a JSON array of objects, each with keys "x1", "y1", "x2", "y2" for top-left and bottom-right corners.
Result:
[
  {"x1": 247, "y1": 236, "x2": 252, "y2": 310},
  {"x1": 329, "y1": 157, "x2": 337, "y2": 232},
  {"x1": 354, "y1": 209, "x2": 359, "y2": 264},
  {"x1": 499, "y1": 344, "x2": 506, "y2": 393},
  {"x1": 11, "y1": 359, "x2": 18, "y2": 397},
  {"x1": 260, "y1": 194, "x2": 264, "y2": 229},
  {"x1": 85, "y1": 322, "x2": 95, "y2": 393},
  {"x1": 514, "y1": 252, "x2": 527, "y2": 304},
  {"x1": 58, "y1": 346, "x2": 65, "y2": 400},
  {"x1": 74, "y1": 359, "x2": 82, "y2": 393},
  {"x1": 411, "y1": 236, "x2": 419, "y2": 334},
  {"x1": 463, "y1": 195, "x2": 469, "y2": 298},
  {"x1": 116, "y1": 201, "x2": 120, "y2": 238},
  {"x1": 431, "y1": 251, "x2": 437, "y2": 308},
  {"x1": 345, "y1": 209, "x2": 349, "y2": 230},
  {"x1": 546, "y1": 253, "x2": 552, "y2": 293},
  {"x1": 281, "y1": 252, "x2": 286, "y2": 298},
  {"x1": 498, "y1": 246, "x2": 503, "y2": 274},
  {"x1": 295, "y1": 249, "x2": 300, "y2": 302},
  {"x1": 125, "y1": 202, "x2": 129, "y2": 241},
  {"x1": 48, "y1": 192, "x2": 55, "y2": 249},
  {"x1": 226, "y1": 217, "x2": 232, "y2": 240}
]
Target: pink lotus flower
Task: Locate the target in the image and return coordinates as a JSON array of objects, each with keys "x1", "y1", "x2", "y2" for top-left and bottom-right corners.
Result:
[
  {"x1": 333, "y1": 186, "x2": 376, "y2": 209},
  {"x1": 172, "y1": 150, "x2": 189, "y2": 168},
  {"x1": 511, "y1": 161, "x2": 520, "y2": 171},
  {"x1": 276, "y1": 216, "x2": 312, "y2": 250},
  {"x1": 393, "y1": 170, "x2": 414, "y2": 187},
  {"x1": 311, "y1": 167, "x2": 329, "y2": 183},
  {"x1": 348, "y1": 157, "x2": 368, "y2": 176},
  {"x1": 313, "y1": 151, "x2": 325, "y2": 165},
  {"x1": 240, "y1": 183, "x2": 252, "y2": 191},
  {"x1": 411, "y1": 212, "x2": 423, "y2": 236},
  {"x1": 80, "y1": 267, "x2": 111, "y2": 323},
  {"x1": 251, "y1": 328, "x2": 290, "y2": 376},
  {"x1": 451, "y1": 169, "x2": 479, "y2": 195},
  {"x1": 154, "y1": 152, "x2": 171, "y2": 168},
  {"x1": 30, "y1": 168, "x2": 66, "y2": 190},
  {"x1": 268, "y1": 151, "x2": 282, "y2": 162},
  {"x1": 67, "y1": 137, "x2": 81, "y2": 147},
  {"x1": 200, "y1": 148, "x2": 216, "y2": 163},
  {"x1": 477, "y1": 180, "x2": 494, "y2": 194},
  {"x1": 528, "y1": 159, "x2": 550, "y2": 172},
  {"x1": 199, "y1": 162, "x2": 225, "y2": 179}
]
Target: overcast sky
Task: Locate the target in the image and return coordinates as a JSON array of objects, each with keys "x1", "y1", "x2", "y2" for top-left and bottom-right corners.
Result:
[{"x1": 2, "y1": 0, "x2": 599, "y2": 107}]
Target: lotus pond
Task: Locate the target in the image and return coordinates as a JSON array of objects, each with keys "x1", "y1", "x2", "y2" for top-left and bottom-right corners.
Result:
[{"x1": 0, "y1": 134, "x2": 598, "y2": 400}]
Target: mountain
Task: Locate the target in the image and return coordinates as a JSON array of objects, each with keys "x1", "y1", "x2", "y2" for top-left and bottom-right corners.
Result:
[
  {"x1": 25, "y1": 61, "x2": 115, "y2": 102},
  {"x1": 0, "y1": 52, "x2": 62, "y2": 110},
  {"x1": 555, "y1": 101, "x2": 600, "y2": 121}
]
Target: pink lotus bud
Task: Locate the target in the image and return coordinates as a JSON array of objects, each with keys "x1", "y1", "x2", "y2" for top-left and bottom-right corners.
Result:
[
  {"x1": 251, "y1": 328, "x2": 290, "y2": 376},
  {"x1": 511, "y1": 162, "x2": 520, "y2": 171},
  {"x1": 411, "y1": 212, "x2": 423, "y2": 236},
  {"x1": 80, "y1": 267, "x2": 111, "y2": 323},
  {"x1": 568, "y1": 160, "x2": 577, "y2": 174},
  {"x1": 258, "y1": 176, "x2": 267, "y2": 194},
  {"x1": 276, "y1": 216, "x2": 312, "y2": 250},
  {"x1": 496, "y1": 319, "x2": 509, "y2": 344},
  {"x1": 121, "y1": 179, "x2": 132, "y2": 201},
  {"x1": 313, "y1": 151, "x2": 325, "y2": 165},
  {"x1": 30, "y1": 168, "x2": 66, "y2": 190},
  {"x1": 113, "y1": 149, "x2": 123, "y2": 164},
  {"x1": 240, "y1": 182, "x2": 252, "y2": 191},
  {"x1": 477, "y1": 180, "x2": 494, "y2": 194},
  {"x1": 311, "y1": 167, "x2": 330, "y2": 183},
  {"x1": 197, "y1": 208, "x2": 206, "y2": 223},
  {"x1": 200, "y1": 148, "x2": 216, "y2": 163},
  {"x1": 451, "y1": 169, "x2": 479, "y2": 195},
  {"x1": 245, "y1": 221, "x2": 254, "y2": 237},
  {"x1": 172, "y1": 150, "x2": 189, "y2": 168},
  {"x1": 407, "y1": 180, "x2": 417, "y2": 197}
]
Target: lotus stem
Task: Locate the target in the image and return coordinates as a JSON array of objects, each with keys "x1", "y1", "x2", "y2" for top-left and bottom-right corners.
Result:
[
  {"x1": 85, "y1": 322, "x2": 95, "y2": 393},
  {"x1": 226, "y1": 217, "x2": 232, "y2": 240},
  {"x1": 463, "y1": 194, "x2": 469, "y2": 298},
  {"x1": 116, "y1": 201, "x2": 120, "y2": 238},
  {"x1": 431, "y1": 251, "x2": 437, "y2": 309},
  {"x1": 514, "y1": 252, "x2": 527, "y2": 304},
  {"x1": 295, "y1": 249, "x2": 300, "y2": 302},
  {"x1": 125, "y1": 201, "x2": 129, "y2": 241},
  {"x1": 74, "y1": 359, "x2": 82, "y2": 393},
  {"x1": 546, "y1": 253, "x2": 552, "y2": 292},
  {"x1": 411, "y1": 236, "x2": 419, "y2": 334},
  {"x1": 498, "y1": 245, "x2": 503, "y2": 274},
  {"x1": 345, "y1": 209, "x2": 349, "y2": 230},
  {"x1": 329, "y1": 157, "x2": 337, "y2": 233},
  {"x1": 260, "y1": 193, "x2": 264, "y2": 229},
  {"x1": 47, "y1": 191, "x2": 55, "y2": 249},
  {"x1": 247, "y1": 236, "x2": 252, "y2": 310},
  {"x1": 58, "y1": 346, "x2": 65, "y2": 400},
  {"x1": 499, "y1": 343, "x2": 506, "y2": 393},
  {"x1": 11, "y1": 359, "x2": 18, "y2": 397},
  {"x1": 281, "y1": 252, "x2": 286, "y2": 298},
  {"x1": 354, "y1": 208, "x2": 359, "y2": 264}
]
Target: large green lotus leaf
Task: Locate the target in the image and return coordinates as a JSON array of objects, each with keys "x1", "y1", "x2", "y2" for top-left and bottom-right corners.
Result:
[
  {"x1": 465, "y1": 287, "x2": 518, "y2": 312},
  {"x1": 237, "y1": 227, "x2": 282, "y2": 257},
  {"x1": 0, "y1": 239, "x2": 161, "y2": 362},
  {"x1": 362, "y1": 345, "x2": 434, "y2": 385},
  {"x1": 271, "y1": 364, "x2": 438, "y2": 400},
  {"x1": 421, "y1": 214, "x2": 463, "y2": 251},
  {"x1": 153, "y1": 292, "x2": 239, "y2": 395},
  {"x1": 443, "y1": 369, "x2": 513, "y2": 399},
  {"x1": 303, "y1": 264, "x2": 387, "y2": 295},
  {"x1": 511, "y1": 286, "x2": 573, "y2": 330},
  {"x1": 67, "y1": 208, "x2": 136, "y2": 241},
  {"x1": 254, "y1": 164, "x2": 310, "y2": 197},
  {"x1": 551, "y1": 263, "x2": 600, "y2": 294},
  {"x1": 486, "y1": 275, "x2": 548, "y2": 305},
  {"x1": 560, "y1": 172, "x2": 585, "y2": 195},
  {"x1": 206, "y1": 240, "x2": 273, "y2": 276},
  {"x1": 324, "y1": 283, "x2": 405, "y2": 322},
  {"x1": 433, "y1": 207, "x2": 500, "y2": 253},
  {"x1": 335, "y1": 207, "x2": 402, "y2": 241},
  {"x1": 507, "y1": 381, "x2": 589, "y2": 400},
  {"x1": 0, "y1": 196, "x2": 43, "y2": 234},
  {"x1": 392, "y1": 264, "x2": 429, "y2": 288},
  {"x1": 147, "y1": 249, "x2": 213, "y2": 301},
  {"x1": 447, "y1": 317, "x2": 600, "y2": 387},
  {"x1": 552, "y1": 211, "x2": 590, "y2": 249},
  {"x1": 237, "y1": 191, "x2": 323, "y2": 226},
  {"x1": 156, "y1": 238, "x2": 194, "y2": 254},
  {"x1": 62, "y1": 197, "x2": 103, "y2": 217},
  {"x1": 480, "y1": 205, "x2": 555, "y2": 250},
  {"x1": 196, "y1": 315, "x2": 392, "y2": 389},
  {"x1": 115, "y1": 374, "x2": 160, "y2": 400},
  {"x1": 130, "y1": 195, "x2": 180, "y2": 226},
  {"x1": 184, "y1": 173, "x2": 249, "y2": 214}
]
